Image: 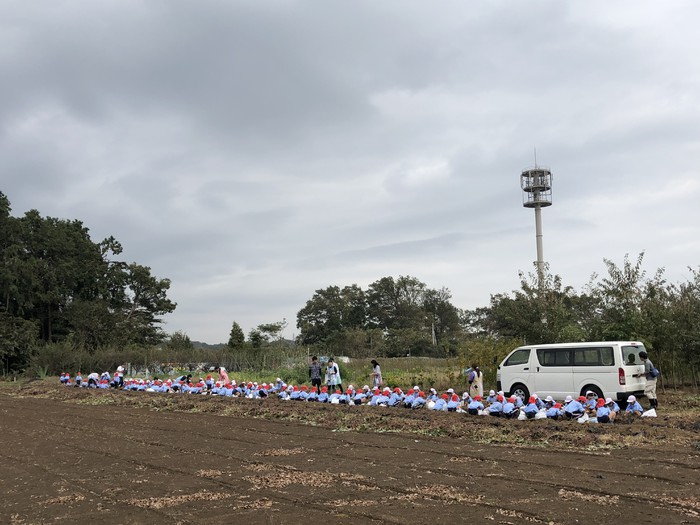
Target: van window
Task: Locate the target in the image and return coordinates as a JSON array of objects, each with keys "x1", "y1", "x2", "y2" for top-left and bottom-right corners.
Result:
[
  {"x1": 573, "y1": 347, "x2": 614, "y2": 367},
  {"x1": 504, "y1": 349, "x2": 530, "y2": 366},
  {"x1": 622, "y1": 345, "x2": 645, "y2": 365},
  {"x1": 536, "y1": 348, "x2": 572, "y2": 366}
]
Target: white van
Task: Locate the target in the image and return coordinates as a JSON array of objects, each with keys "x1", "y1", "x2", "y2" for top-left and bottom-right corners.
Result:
[{"x1": 496, "y1": 341, "x2": 647, "y2": 401}]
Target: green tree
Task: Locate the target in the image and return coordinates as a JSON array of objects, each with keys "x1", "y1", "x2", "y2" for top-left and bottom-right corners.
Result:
[
  {"x1": 0, "y1": 312, "x2": 38, "y2": 374},
  {"x1": 257, "y1": 319, "x2": 288, "y2": 345},
  {"x1": 228, "y1": 321, "x2": 246, "y2": 349},
  {"x1": 422, "y1": 286, "x2": 461, "y2": 347},
  {"x1": 248, "y1": 328, "x2": 264, "y2": 348},
  {"x1": 593, "y1": 252, "x2": 648, "y2": 340},
  {"x1": 367, "y1": 276, "x2": 426, "y2": 330},
  {"x1": 167, "y1": 330, "x2": 193, "y2": 351},
  {"x1": 468, "y1": 264, "x2": 581, "y2": 344},
  {"x1": 109, "y1": 263, "x2": 177, "y2": 345},
  {"x1": 0, "y1": 194, "x2": 177, "y2": 355},
  {"x1": 296, "y1": 286, "x2": 346, "y2": 344}
]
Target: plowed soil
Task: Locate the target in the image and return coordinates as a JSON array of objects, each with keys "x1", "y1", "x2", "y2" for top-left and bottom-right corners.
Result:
[{"x1": 1, "y1": 383, "x2": 699, "y2": 524}]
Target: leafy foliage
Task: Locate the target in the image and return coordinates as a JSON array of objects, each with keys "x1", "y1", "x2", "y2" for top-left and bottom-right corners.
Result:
[
  {"x1": 227, "y1": 321, "x2": 246, "y2": 349},
  {"x1": 296, "y1": 276, "x2": 462, "y2": 357},
  {"x1": 0, "y1": 192, "x2": 176, "y2": 373}
]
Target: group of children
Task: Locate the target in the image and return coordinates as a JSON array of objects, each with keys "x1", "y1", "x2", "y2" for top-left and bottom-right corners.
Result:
[
  {"x1": 59, "y1": 368, "x2": 653, "y2": 423},
  {"x1": 60, "y1": 368, "x2": 124, "y2": 389}
]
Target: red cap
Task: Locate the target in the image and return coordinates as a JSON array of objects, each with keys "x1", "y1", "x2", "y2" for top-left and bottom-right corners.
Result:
[
  {"x1": 528, "y1": 396, "x2": 536, "y2": 404},
  {"x1": 497, "y1": 395, "x2": 504, "y2": 402},
  {"x1": 440, "y1": 393, "x2": 449, "y2": 400},
  {"x1": 474, "y1": 395, "x2": 482, "y2": 401}
]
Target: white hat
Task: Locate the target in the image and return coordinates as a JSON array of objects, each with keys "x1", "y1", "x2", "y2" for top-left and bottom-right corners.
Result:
[
  {"x1": 413, "y1": 386, "x2": 420, "y2": 391},
  {"x1": 348, "y1": 385, "x2": 354, "y2": 390},
  {"x1": 605, "y1": 397, "x2": 613, "y2": 404},
  {"x1": 545, "y1": 395, "x2": 554, "y2": 402},
  {"x1": 627, "y1": 395, "x2": 636, "y2": 403},
  {"x1": 447, "y1": 388, "x2": 454, "y2": 394},
  {"x1": 462, "y1": 392, "x2": 470, "y2": 399},
  {"x1": 489, "y1": 390, "x2": 496, "y2": 396},
  {"x1": 430, "y1": 388, "x2": 437, "y2": 394},
  {"x1": 586, "y1": 390, "x2": 595, "y2": 396},
  {"x1": 276, "y1": 377, "x2": 282, "y2": 382},
  {"x1": 532, "y1": 393, "x2": 539, "y2": 399},
  {"x1": 383, "y1": 387, "x2": 391, "y2": 392},
  {"x1": 565, "y1": 395, "x2": 573, "y2": 402},
  {"x1": 363, "y1": 385, "x2": 370, "y2": 390}
]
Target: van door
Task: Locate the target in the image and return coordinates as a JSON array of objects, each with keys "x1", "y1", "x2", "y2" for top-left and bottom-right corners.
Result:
[
  {"x1": 620, "y1": 344, "x2": 646, "y2": 393},
  {"x1": 501, "y1": 348, "x2": 533, "y2": 397},
  {"x1": 572, "y1": 346, "x2": 615, "y2": 397},
  {"x1": 533, "y1": 348, "x2": 573, "y2": 398}
]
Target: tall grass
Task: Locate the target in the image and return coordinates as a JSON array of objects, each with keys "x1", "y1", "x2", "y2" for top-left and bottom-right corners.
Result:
[{"x1": 25, "y1": 337, "x2": 523, "y2": 393}]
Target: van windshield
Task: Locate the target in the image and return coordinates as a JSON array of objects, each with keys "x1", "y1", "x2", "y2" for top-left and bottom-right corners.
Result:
[{"x1": 621, "y1": 344, "x2": 646, "y2": 366}]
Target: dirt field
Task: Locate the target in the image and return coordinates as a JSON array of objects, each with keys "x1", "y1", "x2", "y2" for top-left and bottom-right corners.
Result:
[{"x1": 1, "y1": 383, "x2": 699, "y2": 524}]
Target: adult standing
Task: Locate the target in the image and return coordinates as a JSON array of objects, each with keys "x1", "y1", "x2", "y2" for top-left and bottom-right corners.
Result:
[
  {"x1": 326, "y1": 358, "x2": 342, "y2": 392},
  {"x1": 635, "y1": 351, "x2": 658, "y2": 410},
  {"x1": 309, "y1": 356, "x2": 322, "y2": 391},
  {"x1": 468, "y1": 364, "x2": 484, "y2": 399},
  {"x1": 370, "y1": 360, "x2": 383, "y2": 388}
]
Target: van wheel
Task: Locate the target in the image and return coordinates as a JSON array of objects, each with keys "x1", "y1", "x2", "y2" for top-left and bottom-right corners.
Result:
[
  {"x1": 581, "y1": 385, "x2": 603, "y2": 400},
  {"x1": 510, "y1": 383, "x2": 529, "y2": 400}
]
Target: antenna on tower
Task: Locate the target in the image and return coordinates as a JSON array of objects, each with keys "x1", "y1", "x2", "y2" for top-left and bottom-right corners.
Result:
[{"x1": 534, "y1": 147, "x2": 537, "y2": 168}]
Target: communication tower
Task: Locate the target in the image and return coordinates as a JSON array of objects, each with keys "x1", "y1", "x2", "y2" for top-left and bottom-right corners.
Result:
[{"x1": 520, "y1": 162, "x2": 552, "y2": 283}]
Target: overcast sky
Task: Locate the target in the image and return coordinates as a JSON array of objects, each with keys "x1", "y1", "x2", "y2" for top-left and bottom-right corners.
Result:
[{"x1": 2, "y1": 1, "x2": 699, "y2": 343}]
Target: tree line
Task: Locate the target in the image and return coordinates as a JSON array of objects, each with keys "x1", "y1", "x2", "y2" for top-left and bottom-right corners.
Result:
[
  {"x1": 0, "y1": 192, "x2": 176, "y2": 374},
  {"x1": 292, "y1": 254, "x2": 700, "y2": 387}
]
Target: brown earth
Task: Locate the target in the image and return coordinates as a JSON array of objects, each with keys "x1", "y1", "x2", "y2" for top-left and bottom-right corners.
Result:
[{"x1": 1, "y1": 383, "x2": 699, "y2": 524}]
